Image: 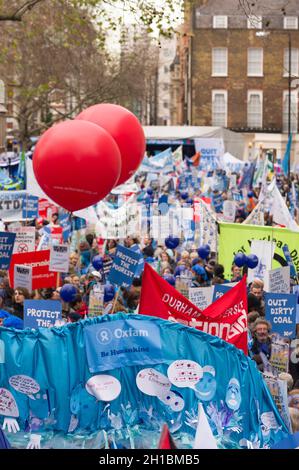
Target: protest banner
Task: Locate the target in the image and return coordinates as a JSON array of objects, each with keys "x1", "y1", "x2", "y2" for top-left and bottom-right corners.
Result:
[
  {"x1": 264, "y1": 266, "x2": 290, "y2": 294},
  {"x1": 212, "y1": 283, "x2": 235, "y2": 302},
  {"x1": 13, "y1": 264, "x2": 32, "y2": 291},
  {"x1": 0, "y1": 190, "x2": 27, "y2": 222},
  {"x1": 218, "y1": 223, "x2": 299, "y2": 280},
  {"x1": 49, "y1": 244, "x2": 70, "y2": 273},
  {"x1": 282, "y1": 244, "x2": 297, "y2": 279},
  {"x1": 194, "y1": 138, "x2": 224, "y2": 171},
  {"x1": 22, "y1": 195, "x2": 39, "y2": 219},
  {"x1": 0, "y1": 232, "x2": 16, "y2": 269},
  {"x1": 13, "y1": 227, "x2": 35, "y2": 254},
  {"x1": 84, "y1": 318, "x2": 163, "y2": 373},
  {"x1": 24, "y1": 300, "x2": 62, "y2": 329},
  {"x1": 292, "y1": 285, "x2": 299, "y2": 324},
  {"x1": 108, "y1": 245, "x2": 141, "y2": 288},
  {"x1": 88, "y1": 284, "x2": 104, "y2": 317},
  {"x1": 51, "y1": 226, "x2": 63, "y2": 245},
  {"x1": 247, "y1": 239, "x2": 275, "y2": 284},
  {"x1": 189, "y1": 286, "x2": 214, "y2": 310},
  {"x1": 223, "y1": 200, "x2": 236, "y2": 222},
  {"x1": 140, "y1": 264, "x2": 248, "y2": 354},
  {"x1": 265, "y1": 293, "x2": 296, "y2": 338},
  {"x1": 269, "y1": 337, "x2": 290, "y2": 374},
  {"x1": 263, "y1": 372, "x2": 292, "y2": 433},
  {"x1": 9, "y1": 250, "x2": 58, "y2": 290}
]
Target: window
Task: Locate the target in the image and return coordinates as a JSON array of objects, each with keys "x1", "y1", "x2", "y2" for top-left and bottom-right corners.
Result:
[
  {"x1": 283, "y1": 48, "x2": 299, "y2": 77},
  {"x1": 248, "y1": 48, "x2": 263, "y2": 76},
  {"x1": 212, "y1": 48, "x2": 228, "y2": 76},
  {"x1": 247, "y1": 15, "x2": 262, "y2": 29},
  {"x1": 195, "y1": 8, "x2": 201, "y2": 28},
  {"x1": 284, "y1": 16, "x2": 298, "y2": 30},
  {"x1": 247, "y1": 91, "x2": 263, "y2": 128},
  {"x1": 164, "y1": 66, "x2": 168, "y2": 73},
  {"x1": 0, "y1": 80, "x2": 5, "y2": 104},
  {"x1": 213, "y1": 16, "x2": 228, "y2": 28},
  {"x1": 283, "y1": 90, "x2": 298, "y2": 133},
  {"x1": 163, "y1": 102, "x2": 169, "y2": 109},
  {"x1": 212, "y1": 90, "x2": 227, "y2": 127}
]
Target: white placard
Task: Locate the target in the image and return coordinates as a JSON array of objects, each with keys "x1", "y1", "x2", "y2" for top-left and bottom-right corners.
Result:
[
  {"x1": 223, "y1": 200, "x2": 236, "y2": 223},
  {"x1": 264, "y1": 266, "x2": 291, "y2": 293},
  {"x1": 247, "y1": 239, "x2": 275, "y2": 283},
  {"x1": 189, "y1": 286, "x2": 214, "y2": 310},
  {"x1": 49, "y1": 244, "x2": 70, "y2": 273},
  {"x1": 13, "y1": 226, "x2": 36, "y2": 254},
  {"x1": 167, "y1": 360, "x2": 203, "y2": 389},
  {"x1": 136, "y1": 368, "x2": 171, "y2": 397},
  {"x1": 14, "y1": 264, "x2": 32, "y2": 291},
  {"x1": 85, "y1": 375, "x2": 121, "y2": 402}
]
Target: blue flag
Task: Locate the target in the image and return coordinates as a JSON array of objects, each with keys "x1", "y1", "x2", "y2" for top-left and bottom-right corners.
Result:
[
  {"x1": 282, "y1": 134, "x2": 292, "y2": 177},
  {"x1": 238, "y1": 161, "x2": 256, "y2": 189}
]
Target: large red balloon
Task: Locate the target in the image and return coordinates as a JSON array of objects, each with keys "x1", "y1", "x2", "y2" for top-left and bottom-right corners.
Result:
[
  {"x1": 76, "y1": 104, "x2": 145, "y2": 185},
  {"x1": 33, "y1": 120, "x2": 121, "y2": 212}
]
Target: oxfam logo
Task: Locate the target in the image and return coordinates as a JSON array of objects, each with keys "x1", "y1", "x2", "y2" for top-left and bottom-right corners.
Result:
[{"x1": 96, "y1": 328, "x2": 113, "y2": 345}]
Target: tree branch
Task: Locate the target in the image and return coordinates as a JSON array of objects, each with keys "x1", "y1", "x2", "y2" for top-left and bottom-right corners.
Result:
[{"x1": 0, "y1": 0, "x2": 46, "y2": 22}]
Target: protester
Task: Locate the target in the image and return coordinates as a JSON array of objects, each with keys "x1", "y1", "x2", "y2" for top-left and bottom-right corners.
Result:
[
  {"x1": 12, "y1": 287, "x2": 30, "y2": 320},
  {"x1": 249, "y1": 318, "x2": 272, "y2": 372}
]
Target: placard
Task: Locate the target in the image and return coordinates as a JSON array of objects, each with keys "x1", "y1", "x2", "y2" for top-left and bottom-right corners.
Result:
[
  {"x1": 49, "y1": 244, "x2": 70, "y2": 273},
  {"x1": 14, "y1": 264, "x2": 32, "y2": 291}
]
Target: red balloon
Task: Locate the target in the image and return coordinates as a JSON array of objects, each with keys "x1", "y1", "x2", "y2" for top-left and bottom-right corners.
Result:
[
  {"x1": 33, "y1": 120, "x2": 121, "y2": 212},
  {"x1": 76, "y1": 104, "x2": 145, "y2": 185}
]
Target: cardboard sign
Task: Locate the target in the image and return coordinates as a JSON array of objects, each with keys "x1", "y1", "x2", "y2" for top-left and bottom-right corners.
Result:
[
  {"x1": 13, "y1": 226, "x2": 35, "y2": 254},
  {"x1": 0, "y1": 231, "x2": 16, "y2": 269},
  {"x1": 9, "y1": 250, "x2": 58, "y2": 290},
  {"x1": 223, "y1": 200, "x2": 236, "y2": 223},
  {"x1": 14, "y1": 264, "x2": 32, "y2": 291},
  {"x1": 264, "y1": 266, "x2": 290, "y2": 294},
  {"x1": 49, "y1": 244, "x2": 70, "y2": 273},
  {"x1": 24, "y1": 300, "x2": 62, "y2": 329},
  {"x1": 189, "y1": 286, "x2": 214, "y2": 310}
]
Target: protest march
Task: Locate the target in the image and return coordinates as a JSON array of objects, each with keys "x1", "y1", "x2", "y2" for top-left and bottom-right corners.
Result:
[{"x1": 0, "y1": 103, "x2": 299, "y2": 452}]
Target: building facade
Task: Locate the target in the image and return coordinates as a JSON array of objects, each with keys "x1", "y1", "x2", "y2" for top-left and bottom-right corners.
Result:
[{"x1": 175, "y1": 0, "x2": 299, "y2": 161}]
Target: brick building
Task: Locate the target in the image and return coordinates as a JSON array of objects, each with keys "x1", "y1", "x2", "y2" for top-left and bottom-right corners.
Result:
[{"x1": 176, "y1": 0, "x2": 299, "y2": 161}]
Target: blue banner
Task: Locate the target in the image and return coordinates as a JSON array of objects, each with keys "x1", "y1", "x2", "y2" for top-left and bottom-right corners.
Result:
[
  {"x1": 0, "y1": 231, "x2": 16, "y2": 269},
  {"x1": 22, "y1": 195, "x2": 38, "y2": 219},
  {"x1": 212, "y1": 193, "x2": 223, "y2": 213},
  {"x1": 272, "y1": 431, "x2": 299, "y2": 449},
  {"x1": 282, "y1": 244, "x2": 297, "y2": 278},
  {"x1": 84, "y1": 319, "x2": 163, "y2": 373},
  {"x1": 59, "y1": 213, "x2": 72, "y2": 242},
  {"x1": 212, "y1": 284, "x2": 232, "y2": 302},
  {"x1": 108, "y1": 245, "x2": 141, "y2": 288},
  {"x1": 24, "y1": 300, "x2": 62, "y2": 329},
  {"x1": 0, "y1": 313, "x2": 288, "y2": 448},
  {"x1": 265, "y1": 293, "x2": 297, "y2": 338}
]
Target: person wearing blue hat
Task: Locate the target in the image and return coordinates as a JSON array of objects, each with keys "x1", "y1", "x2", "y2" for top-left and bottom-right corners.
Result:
[{"x1": 191, "y1": 265, "x2": 209, "y2": 287}]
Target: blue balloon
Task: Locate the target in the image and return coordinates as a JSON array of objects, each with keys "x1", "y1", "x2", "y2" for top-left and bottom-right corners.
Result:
[
  {"x1": 246, "y1": 254, "x2": 259, "y2": 269},
  {"x1": 186, "y1": 198, "x2": 193, "y2": 204},
  {"x1": 104, "y1": 284, "x2": 115, "y2": 302},
  {"x1": 60, "y1": 284, "x2": 77, "y2": 303},
  {"x1": 247, "y1": 191, "x2": 254, "y2": 198},
  {"x1": 163, "y1": 275, "x2": 176, "y2": 286},
  {"x1": 197, "y1": 245, "x2": 210, "y2": 260},
  {"x1": 234, "y1": 252, "x2": 247, "y2": 268},
  {"x1": 147, "y1": 188, "x2": 153, "y2": 196},
  {"x1": 165, "y1": 236, "x2": 180, "y2": 250},
  {"x1": 92, "y1": 255, "x2": 103, "y2": 271},
  {"x1": 180, "y1": 192, "x2": 188, "y2": 200}
]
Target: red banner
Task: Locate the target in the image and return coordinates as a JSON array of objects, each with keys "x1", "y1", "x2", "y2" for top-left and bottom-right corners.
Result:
[
  {"x1": 9, "y1": 250, "x2": 58, "y2": 290},
  {"x1": 139, "y1": 264, "x2": 248, "y2": 354}
]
